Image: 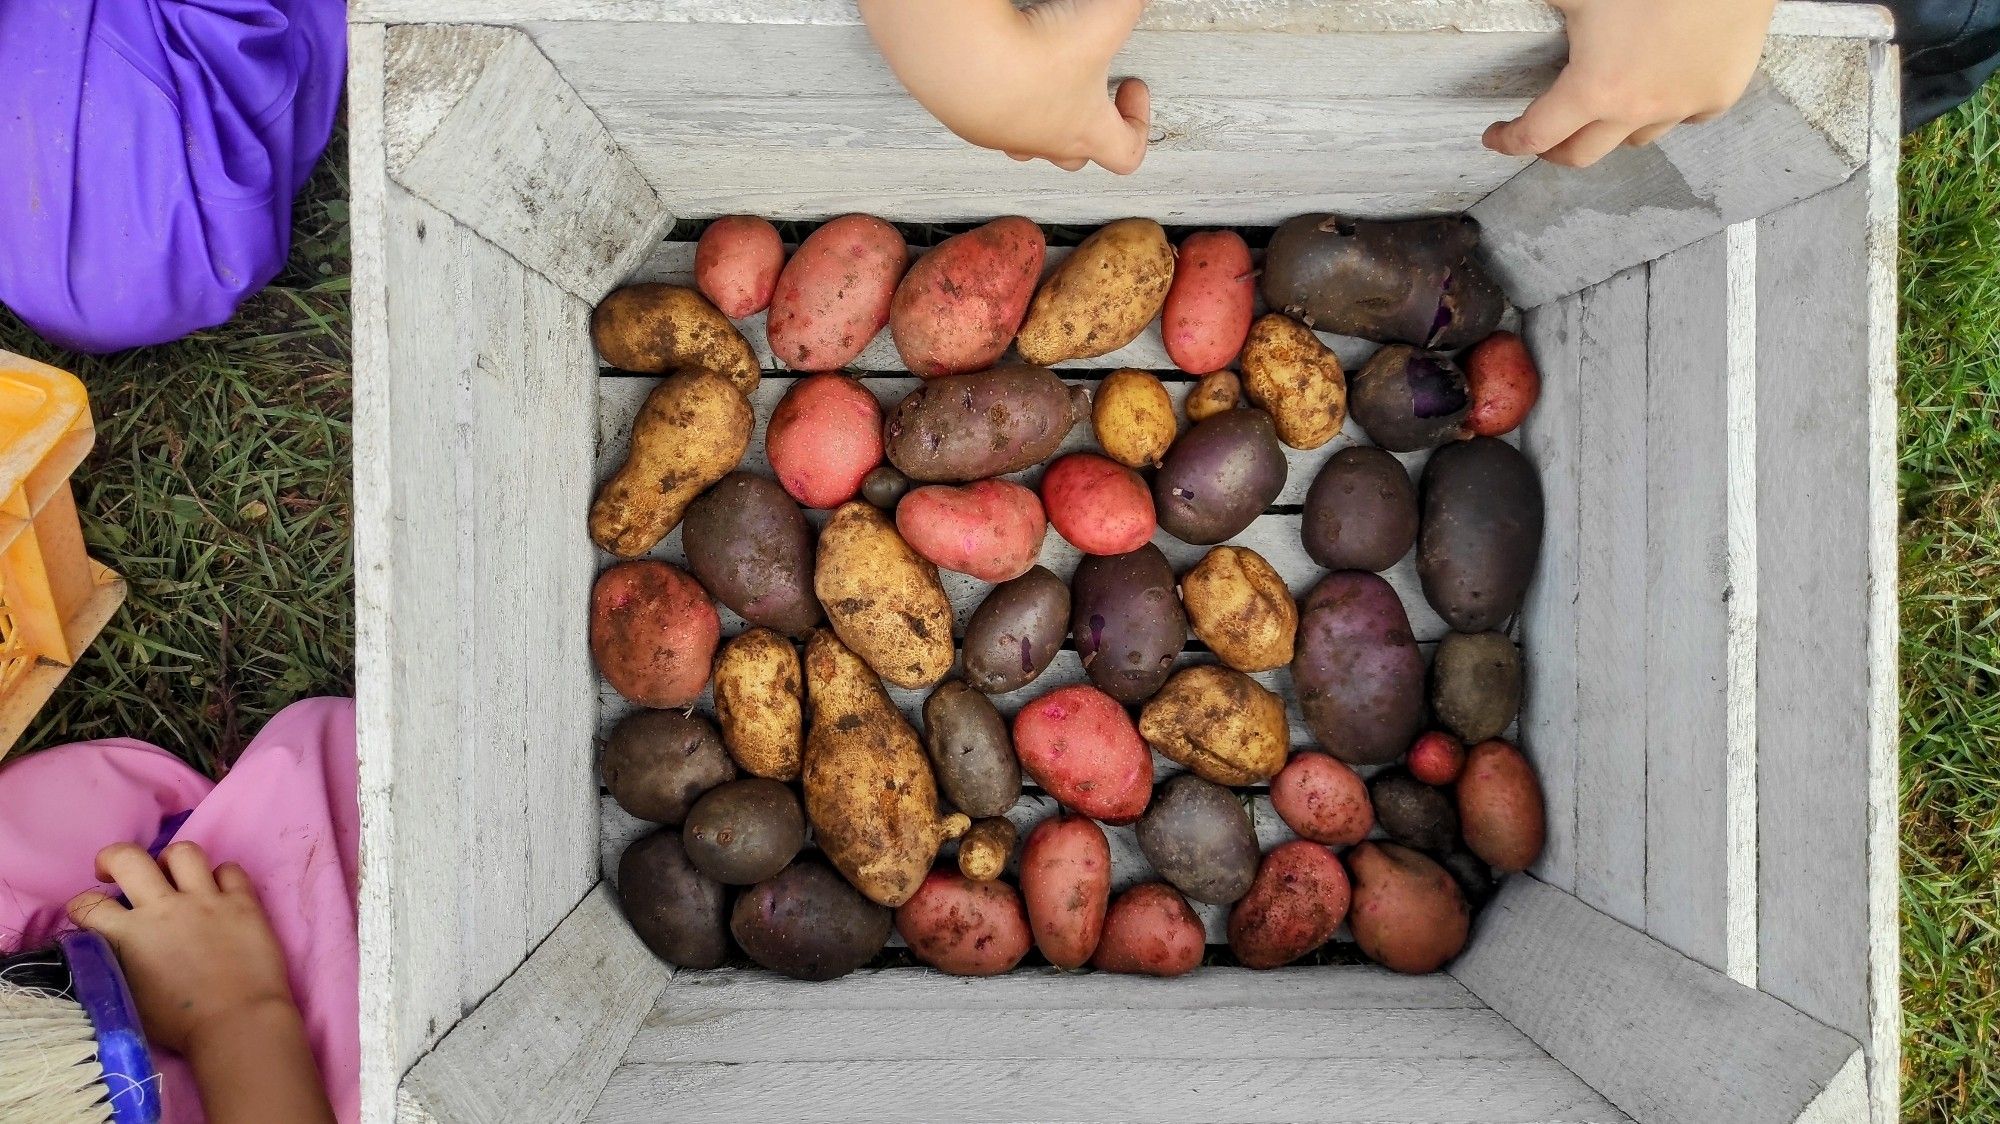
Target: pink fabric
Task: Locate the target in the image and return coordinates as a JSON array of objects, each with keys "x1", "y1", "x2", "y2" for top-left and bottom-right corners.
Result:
[{"x1": 0, "y1": 697, "x2": 358, "y2": 1124}]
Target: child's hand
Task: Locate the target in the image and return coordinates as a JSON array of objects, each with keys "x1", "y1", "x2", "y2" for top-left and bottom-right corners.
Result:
[
  {"x1": 68, "y1": 841, "x2": 334, "y2": 1124},
  {"x1": 858, "y1": 0, "x2": 1152, "y2": 173},
  {"x1": 1484, "y1": 0, "x2": 1779, "y2": 167},
  {"x1": 66, "y1": 841, "x2": 294, "y2": 1056}
]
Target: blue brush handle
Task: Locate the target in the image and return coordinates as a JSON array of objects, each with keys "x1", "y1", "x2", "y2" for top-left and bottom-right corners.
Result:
[{"x1": 60, "y1": 928, "x2": 162, "y2": 1123}]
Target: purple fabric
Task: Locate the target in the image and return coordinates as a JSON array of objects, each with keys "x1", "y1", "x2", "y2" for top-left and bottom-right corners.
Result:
[{"x1": 0, "y1": 1, "x2": 346, "y2": 354}]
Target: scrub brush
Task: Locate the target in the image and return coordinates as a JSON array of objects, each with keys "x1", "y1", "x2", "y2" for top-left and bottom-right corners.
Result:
[{"x1": 0, "y1": 930, "x2": 161, "y2": 1123}]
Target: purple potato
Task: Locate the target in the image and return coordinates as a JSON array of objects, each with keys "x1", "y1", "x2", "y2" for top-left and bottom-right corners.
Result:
[
  {"x1": 1261, "y1": 214, "x2": 1505, "y2": 349},
  {"x1": 1152, "y1": 410, "x2": 1288, "y2": 545},
  {"x1": 601, "y1": 709, "x2": 736, "y2": 826},
  {"x1": 1136, "y1": 775, "x2": 1259, "y2": 904},
  {"x1": 682, "y1": 778, "x2": 807, "y2": 885},
  {"x1": 731, "y1": 858, "x2": 893, "y2": 981},
  {"x1": 1369, "y1": 769, "x2": 1460, "y2": 853},
  {"x1": 1349, "y1": 346, "x2": 1472, "y2": 453},
  {"x1": 1071, "y1": 544, "x2": 1187, "y2": 704},
  {"x1": 961, "y1": 566, "x2": 1070, "y2": 695},
  {"x1": 682, "y1": 472, "x2": 822, "y2": 636},
  {"x1": 1418, "y1": 437, "x2": 1544, "y2": 633},
  {"x1": 618, "y1": 830, "x2": 729, "y2": 969},
  {"x1": 883, "y1": 365, "x2": 1084, "y2": 483},
  {"x1": 1292, "y1": 571, "x2": 1426, "y2": 766},
  {"x1": 922, "y1": 680, "x2": 1023, "y2": 818},
  {"x1": 1302, "y1": 445, "x2": 1419, "y2": 572}
]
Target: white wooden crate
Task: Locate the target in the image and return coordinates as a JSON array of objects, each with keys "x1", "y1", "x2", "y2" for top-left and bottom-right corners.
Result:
[{"x1": 349, "y1": 4, "x2": 1899, "y2": 1123}]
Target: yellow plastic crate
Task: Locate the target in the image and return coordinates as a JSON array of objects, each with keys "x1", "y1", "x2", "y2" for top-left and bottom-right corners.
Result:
[{"x1": 0, "y1": 351, "x2": 126, "y2": 752}]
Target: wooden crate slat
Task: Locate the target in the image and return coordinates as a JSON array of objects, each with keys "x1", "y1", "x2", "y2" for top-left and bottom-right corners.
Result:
[
  {"x1": 401, "y1": 886, "x2": 665, "y2": 1124},
  {"x1": 1451, "y1": 877, "x2": 1861, "y2": 1124},
  {"x1": 1570, "y1": 266, "x2": 1649, "y2": 929},
  {"x1": 1639, "y1": 224, "x2": 1759, "y2": 982},
  {"x1": 1516, "y1": 295, "x2": 1582, "y2": 894},
  {"x1": 1753, "y1": 169, "x2": 1895, "y2": 1077},
  {"x1": 383, "y1": 26, "x2": 669, "y2": 304},
  {"x1": 584, "y1": 1057, "x2": 1630, "y2": 1124},
  {"x1": 641, "y1": 963, "x2": 1483, "y2": 1010}
]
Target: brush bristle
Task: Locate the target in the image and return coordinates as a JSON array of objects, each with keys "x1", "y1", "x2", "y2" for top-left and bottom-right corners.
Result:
[{"x1": 0, "y1": 975, "x2": 117, "y2": 1124}]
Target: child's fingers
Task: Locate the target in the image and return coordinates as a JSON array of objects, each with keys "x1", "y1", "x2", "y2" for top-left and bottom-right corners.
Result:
[
  {"x1": 162, "y1": 841, "x2": 219, "y2": 894},
  {"x1": 1623, "y1": 121, "x2": 1677, "y2": 148},
  {"x1": 1539, "y1": 119, "x2": 1631, "y2": 168},
  {"x1": 1090, "y1": 77, "x2": 1150, "y2": 176},
  {"x1": 1483, "y1": 72, "x2": 1593, "y2": 157},
  {"x1": 66, "y1": 889, "x2": 130, "y2": 935},
  {"x1": 215, "y1": 861, "x2": 255, "y2": 896},
  {"x1": 94, "y1": 841, "x2": 173, "y2": 905}
]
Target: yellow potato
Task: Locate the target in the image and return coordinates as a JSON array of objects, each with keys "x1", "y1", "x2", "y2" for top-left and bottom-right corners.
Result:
[
  {"x1": 803, "y1": 631, "x2": 969, "y2": 906},
  {"x1": 1016, "y1": 219, "x2": 1174, "y2": 365},
  {"x1": 712, "y1": 627, "x2": 804, "y2": 781},
  {"x1": 1091, "y1": 369, "x2": 1177, "y2": 468},
  {"x1": 957, "y1": 817, "x2": 1019, "y2": 882},
  {"x1": 1241, "y1": 313, "x2": 1347, "y2": 450},
  {"x1": 590, "y1": 283, "x2": 759, "y2": 396},
  {"x1": 1138, "y1": 665, "x2": 1290, "y2": 785},
  {"x1": 1185, "y1": 369, "x2": 1241, "y2": 423},
  {"x1": 813, "y1": 501, "x2": 955, "y2": 689},
  {"x1": 589, "y1": 371, "x2": 752, "y2": 557},
  {"x1": 1180, "y1": 545, "x2": 1298, "y2": 673}
]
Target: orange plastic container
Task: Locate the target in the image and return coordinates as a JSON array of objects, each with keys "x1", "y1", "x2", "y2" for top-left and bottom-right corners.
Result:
[{"x1": 0, "y1": 351, "x2": 126, "y2": 752}]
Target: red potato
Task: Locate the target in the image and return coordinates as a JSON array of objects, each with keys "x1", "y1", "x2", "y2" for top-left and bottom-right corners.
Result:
[
  {"x1": 1228, "y1": 841, "x2": 1351, "y2": 969},
  {"x1": 1039, "y1": 453, "x2": 1156, "y2": 556},
  {"x1": 1345, "y1": 842, "x2": 1470, "y2": 974},
  {"x1": 1011, "y1": 685, "x2": 1153, "y2": 824},
  {"x1": 767, "y1": 214, "x2": 909, "y2": 371},
  {"x1": 695, "y1": 216, "x2": 785, "y2": 318},
  {"x1": 890, "y1": 217, "x2": 1047, "y2": 377},
  {"x1": 590, "y1": 560, "x2": 719, "y2": 708},
  {"x1": 766, "y1": 374, "x2": 883, "y2": 508},
  {"x1": 1020, "y1": 814, "x2": 1112, "y2": 969},
  {"x1": 1463, "y1": 331, "x2": 1542, "y2": 437},
  {"x1": 1162, "y1": 231, "x2": 1256, "y2": 375},
  {"x1": 894, "y1": 869, "x2": 1033, "y2": 976},
  {"x1": 896, "y1": 480, "x2": 1047, "y2": 583},
  {"x1": 1271, "y1": 752, "x2": 1374, "y2": 847},
  {"x1": 1092, "y1": 883, "x2": 1205, "y2": 977},
  {"x1": 1456, "y1": 739, "x2": 1546, "y2": 872},
  {"x1": 1408, "y1": 731, "x2": 1467, "y2": 786}
]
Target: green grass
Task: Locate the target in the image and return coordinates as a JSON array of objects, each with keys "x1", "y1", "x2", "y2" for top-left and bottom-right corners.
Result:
[
  {"x1": 0, "y1": 80, "x2": 1992, "y2": 1118},
  {"x1": 0, "y1": 130, "x2": 352, "y2": 774},
  {"x1": 1897, "y1": 82, "x2": 2000, "y2": 1123}
]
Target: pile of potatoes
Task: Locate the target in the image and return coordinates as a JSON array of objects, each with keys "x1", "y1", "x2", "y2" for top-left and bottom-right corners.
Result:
[{"x1": 589, "y1": 210, "x2": 1550, "y2": 981}]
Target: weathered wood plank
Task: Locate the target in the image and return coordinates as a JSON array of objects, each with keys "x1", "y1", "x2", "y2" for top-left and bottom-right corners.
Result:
[
  {"x1": 401, "y1": 886, "x2": 664, "y2": 1124},
  {"x1": 1755, "y1": 111, "x2": 1899, "y2": 1124},
  {"x1": 623, "y1": 1006, "x2": 1549, "y2": 1064},
  {"x1": 1451, "y1": 878, "x2": 1862, "y2": 1124},
  {"x1": 588, "y1": 1056, "x2": 1628, "y2": 1124},
  {"x1": 353, "y1": 0, "x2": 1893, "y2": 38},
  {"x1": 383, "y1": 25, "x2": 669, "y2": 303},
  {"x1": 1471, "y1": 39, "x2": 1868, "y2": 309},
  {"x1": 1516, "y1": 295, "x2": 1581, "y2": 893},
  {"x1": 600, "y1": 791, "x2": 1312, "y2": 945},
  {"x1": 1571, "y1": 267, "x2": 1647, "y2": 929},
  {"x1": 623, "y1": 240, "x2": 1390, "y2": 373},
  {"x1": 1640, "y1": 225, "x2": 1757, "y2": 980},
  {"x1": 647, "y1": 963, "x2": 1483, "y2": 1009}
]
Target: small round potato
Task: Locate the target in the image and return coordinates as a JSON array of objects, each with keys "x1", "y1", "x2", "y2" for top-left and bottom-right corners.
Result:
[
  {"x1": 1185, "y1": 369, "x2": 1241, "y2": 423},
  {"x1": 1227, "y1": 841, "x2": 1351, "y2": 969},
  {"x1": 1271, "y1": 751, "x2": 1373, "y2": 847},
  {"x1": 894, "y1": 870, "x2": 1032, "y2": 976},
  {"x1": 1240, "y1": 313, "x2": 1347, "y2": 450},
  {"x1": 1180, "y1": 545, "x2": 1297, "y2": 673},
  {"x1": 1137, "y1": 666, "x2": 1289, "y2": 785},
  {"x1": 683, "y1": 778, "x2": 806, "y2": 885},
  {"x1": 1407, "y1": 731, "x2": 1467, "y2": 786},
  {"x1": 860, "y1": 465, "x2": 912, "y2": 510},
  {"x1": 1430, "y1": 630, "x2": 1523, "y2": 743},
  {"x1": 1137, "y1": 775, "x2": 1259, "y2": 904},
  {"x1": 1371, "y1": 769, "x2": 1460, "y2": 853},
  {"x1": 957, "y1": 817, "x2": 1019, "y2": 882},
  {"x1": 1092, "y1": 883, "x2": 1205, "y2": 977},
  {"x1": 713, "y1": 627, "x2": 805, "y2": 782},
  {"x1": 1091, "y1": 369, "x2": 1177, "y2": 468},
  {"x1": 601, "y1": 709, "x2": 736, "y2": 825},
  {"x1": 618, "y1": 830, "x2": 729, "y2": 969}
]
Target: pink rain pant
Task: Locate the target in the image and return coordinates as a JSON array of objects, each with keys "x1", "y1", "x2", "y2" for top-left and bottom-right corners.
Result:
[{"x1": 0, "y1": 697, "x2": 359, "y2": 1124}]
